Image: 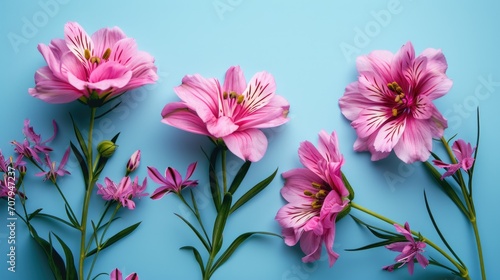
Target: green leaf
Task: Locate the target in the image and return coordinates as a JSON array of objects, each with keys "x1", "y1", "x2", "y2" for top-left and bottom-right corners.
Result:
[
  {"x1": 52, "y1": 233, "x2": 78, "y2": 280},
  {"x1": 227, "y1": 161, "x2": 251, "y2": 195},
  {"x1": 429, "y1": 257, "x2": 461, "y2": 274},
  {"x1": 28, "y1": 226, "x2": 66, "y2": 280},
  {"x1": 70, "y1": 141, "x2": 89, "y2": 189},
  {"x1": 95, "y1": 101, "x2": 122, "y2": 119},
  {"x1": 212, "y1": 193, "x2": 232, "y2": 255},
  {"x1": 36, "y1": 213, "x2": 77, "y2": 229},
  {"x1": 350, "y1": 215, "x2": 399, "y2": 239},
  {"x1": 69, "y1": 114, "x2": 89, "y2": 160},
  {"x1": 229, "y1": 168, "x2": 277, "y2": 214},
  {"x1": 174, "y1": 213, "x2": 211, "y2": 252},
  {"x1": 65, "y1": 204, "x2": 80, "y2": 229},
  {"x1": 346, "y1": 239, "x2": 405, "y2": 251},
  {"x1": 86, "y1": 221, "x2": 140, "y2": 257},
  {"x1": 28, "y1": 208, "x2": 43, "y2": 221},
  {"x1": 208, "y1": 146, "x2": 221, "y2": 212},
  {"x1": 341, "y1": 171, "x2": 355, "y2": 201},
  {"x1": 210, "y1": 231, "x2": 281, "y2": 276},
  {"x1": 423, "y1": 191, "x2": 465, "y2": 268},
  {"x1": 468, "y1": 107, "x2": 481, "y2": 195},
  {"x1": 422, "y1": 161, "x2": 469, "y2": 218},
  {"x1": 92, "y1": 273, "x2": 108, "y2": 280},
  {"x1": 180, "y1": 246, "x2": 206, "y2": 277}
]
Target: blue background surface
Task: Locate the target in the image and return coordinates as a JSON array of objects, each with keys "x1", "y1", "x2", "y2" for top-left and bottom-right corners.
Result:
[{"x1": 1, "y1": 0, "x2": 499, "y2": 279}]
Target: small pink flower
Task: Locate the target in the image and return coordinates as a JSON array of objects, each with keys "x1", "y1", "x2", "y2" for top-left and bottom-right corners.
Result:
[
  {"x1": 339, "y1": 41, "x2": 451, "y2": 163},
  {"x1": 161, "y1": 66, "x2": 290, "y2": 162},
  {"x1": 29, "y1": 22, "x2": 157, "y2": 106},
  {"x1": 126, "y1": 150, "x2": 141, "y2": 174},
  {"x1": 384, "y1": 222, "x2": 429, "y2": 275},
  {"x1": 275, "y1": 131, "x2": 350, "y2": 266},
  {"x1": 110, "y1": 268, "x2": 138, "y2": 280},
  {"x1": 433, "y1": 139, "x2": 475, "y2": 179},
  {"x1": 11, "y1": 119, "x2": 57, "y2": 163},
  {"x1": 148, "y1": 162, "x2": 198, "y2": 199},
  {"x1": 35, "y1": 147, "x2": 71, "y2": 182},
  {"x1": 97, "y1": 176, "x2": 148, "y2": 210}
]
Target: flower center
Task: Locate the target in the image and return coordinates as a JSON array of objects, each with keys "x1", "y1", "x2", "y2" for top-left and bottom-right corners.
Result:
[
  {"x1": 304, "y1": 182, "x2": 330, "y2": 209},
  {"x1": 222, "y1": 91, "x2": 245, "y2": 104},
  {"x1": 387, "y1": 81, "x2": 406, "y2": 117},
  {"x1": 84, "y1": 48, "x2": 112, "y2": 65}
]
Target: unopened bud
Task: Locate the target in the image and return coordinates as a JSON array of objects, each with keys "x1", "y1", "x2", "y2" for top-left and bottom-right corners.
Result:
[
  {"x1": 126, "y1": 150, "x2": 141, "y2": 173},
  {"x1": 97, "y1": 140, "x2": 117, "y2": 158}
]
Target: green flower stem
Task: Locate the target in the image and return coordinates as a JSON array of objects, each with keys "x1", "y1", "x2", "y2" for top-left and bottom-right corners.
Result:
[
  {"x1": 86, "y1": 203, "x2": 121, "y2": 280},
  {"x1": 221, "y1": 148, "x2": 227, "y2": 194},
  {"x1": 350, "y1": 202, "x2": 470, "y2": 279},
  {"x1": 79, "y1": 107, "x2": 97, "y2": 280},
  {"x1": 440, "y1": 137, "x2": 486, "y2": 280}
]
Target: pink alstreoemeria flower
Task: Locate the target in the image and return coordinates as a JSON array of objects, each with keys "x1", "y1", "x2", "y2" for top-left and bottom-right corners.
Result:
[
  {"x1": 35, "y1": 147, "x2": 71, "y2": 182},
  {"x1": 110, "y1": 268, "x2": 138, "y2": 280},
  {"x1": 276, "y1": 131, "x2": 350, "y2": 266},
  {"x1": 148, "y1": 162, "x2": 198, "y2": 199},
  {"x1": 161, "y1": 66, "x2": 290, "y2": 162},
  {"x1": 29, "y1": 22, "x2": 158, "y2": 105},
  {"x1": 126, "y1": 150, "x2": 141, "y2": 174},
  {"x1": 97, "y1": 176, "x2": 147, "y2": 209},
  {"x1": 383, "y1": 222, "x2": 429, "y2": 275},
  {"x1": 433, "y1": 139, "x2": 475, "y2": 179},
  {"x1": 339, "y1": 41, "x2": 451, "y2": 163}
]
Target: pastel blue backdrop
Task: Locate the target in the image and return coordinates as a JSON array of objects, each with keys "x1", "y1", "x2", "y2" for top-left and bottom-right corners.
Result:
[{"x1": 1, "y1": 1, "x2": 499, "y2": 279}]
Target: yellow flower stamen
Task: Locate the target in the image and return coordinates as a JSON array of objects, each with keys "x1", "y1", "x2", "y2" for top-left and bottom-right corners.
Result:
[
  {"x1": 311, "y1": 182, "x2": 322, "y2": 189},
  {"x1": 223, "y1": 92, "x2": 228, "y2": 99},
  {"x1": 90, "y1": 57, "x2": 101, "y2": 64},
  {"x1": 311, "y1": 200, "x2": 322, "y2": 209},
  {"x1": 236, "y1": 94, "x2": 244, "y2": 104},
  {"x1": 84, "y1": 49, "x2": 91, "y2": 60},
  {"x1": 102, "y1": 48, "x2": 112, "y2": 60},
  {"x1": 392, "y1": 108, "x2": 398, "y2": 117},
  {"x1": 304, "y1": 190, "x2": 313, "y2": 197}
]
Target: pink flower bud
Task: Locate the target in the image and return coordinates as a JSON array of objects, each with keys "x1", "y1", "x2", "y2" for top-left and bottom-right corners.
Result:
[{"x1": 126, "y1": 150, "x2": 141, "y2": 173}]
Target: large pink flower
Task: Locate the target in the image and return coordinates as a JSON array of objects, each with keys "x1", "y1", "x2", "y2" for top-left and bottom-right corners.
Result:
[
  {"x1": 275, "y1": 131, "x2": 350, "y2": 266},
  {"x1": 161, "y1": 66, "x2": 290, "y2": 162},
  {"x1": 339, "y1": 41, "x2": 451, "y2": 163},
  {"x1": 29, "y1": 22, "x2": 158, "y2": 105}
]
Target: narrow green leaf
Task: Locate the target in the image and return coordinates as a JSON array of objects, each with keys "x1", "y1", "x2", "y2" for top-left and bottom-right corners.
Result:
[
  {"x1": 228, "y1": 161, "x2": 251, "y2": 195},
  {"x1": 174, "y1": 213, "x2": 210, "y2": 252},
  {"x1": 36, "y1": 213, "x2": 77, "y2": 229},
  {"x1": 52, "y1": 233, "x2": 78, "y2": 280},
  {"x1": 429, "y1": 257, "x2": 461, "y2": 274},
  {"x1": 86, "y1": 222, "x2": 140, "y2": 257},
  {"x1": 350, "y1": 215, "x2": 399, "y2": 239},
  {"x1": 341, "y1": 171, "x2": 355, "y2": 201},
  {"x1": 69, "y1": 114, "x2": 89, "y2": 159},
  {"x1": 92, "y1": 273, "x2": 107, "y2": 280},
  {"x1": 345, "y1": 239, "x2": 405, "y2": 251},
  {"x1": 28, "y1": 208, "x2": 43, "y2": 221},
  {"x1": 95, "y1": 101, "x2": 122, "y2": 119},
  {"x1": 229, "y1": 168, "x2": 277, "y2": 214},
  {"x1": 210, "y1": 231, "x2": 281, "y2": 276},
  {"x1": 180, "y1": 246, "x2": 206, "y2": 277},
  {"x1": 65, "y1": 204, "x2": 80, "y2": 228},
  {"x1": 468, "y1": 107, "x2": 481, "y2": 195},
  {"x1": 27, "y1": 226, "x2": 66, "y2": 280},
  {"x1": 70, "y1": 141, "x2": 89, "y2": 189},
  {"x1": 208, "y1": 146, "x2": 221, "y2": 212},
  {"x1": 423, "y1": 191, "x2": 465, "y2": 268},
  {"x1": 423, "y1": 161, "x2": 469, "y2": 218},
  {"x1": 96, "y1": 217, "x2": 120, "y2": 232},
  {"x1": 212, "y1": 193, "x2": 232, "y2": 255}
]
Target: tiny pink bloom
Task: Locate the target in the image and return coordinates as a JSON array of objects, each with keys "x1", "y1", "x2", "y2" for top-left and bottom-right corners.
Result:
[
  {"x1": 148, "y1": 162, "x2": 198, "y2": 199},
  {"x1": 275, "y1": 131, "x2": 350, "y2": 267},
  {"x1": 29, "y1": 22, "x2": 157, "y2": 106},
  {"x1": 97, "y1": 177, "x2": 142, "y2": 210},
  {"x1": 35, "y1": 147, "x2": 71, "y2": 182},
  {"x1": 433, "y1": 139, "x2": 475, "y2": 179},
  {"x1": 161, "y1": 65, "x2": 290, "y2": 162},
  {"x1": 110, "y1": 268, "x2": 138, "y2": 280},
  {"x1": 384, "y1": 222, "x2": 429, "y2": 275},
  {"x1": 126, "y1": 150, "x2": 141, "y2": 174},
  {"x1": 12, "y1": 119, "x2": 58, "y2": 163},
  {"x1": 339, "y1": 41, "x2": 451, "y2": 163}
]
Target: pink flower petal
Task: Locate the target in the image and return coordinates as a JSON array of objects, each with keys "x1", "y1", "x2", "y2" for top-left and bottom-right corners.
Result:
[
  {"x1": 173, "y1": 74, "x2": 220, "y2": 123},
  {"x1": 206, "y1": 116, "x2": 239, "y2": 138},
  {"x1": 91, "y1": 26, "x2": 126, "y2": 59},
  {"x1": 161, "y1": 102, "x2": 211, "y2": 136},
  {"x1": 64, "y1": 22, "x2": 94, "y2": 63},
  {"x1": 241, "y1": 71, "x2": 276, "y2": 113},
  {"x1": 393, "y1": 118, "x2": 432, "y2": 163},
  {"x1": 29, "y1": 67, "x2": 83, "y2": 103},
  {"x1": 222, "y1": 65, "x2": 247, "y2": 95},
  {"x1": 223, "y1": 129, "x2": 267, "y2": 162}
]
